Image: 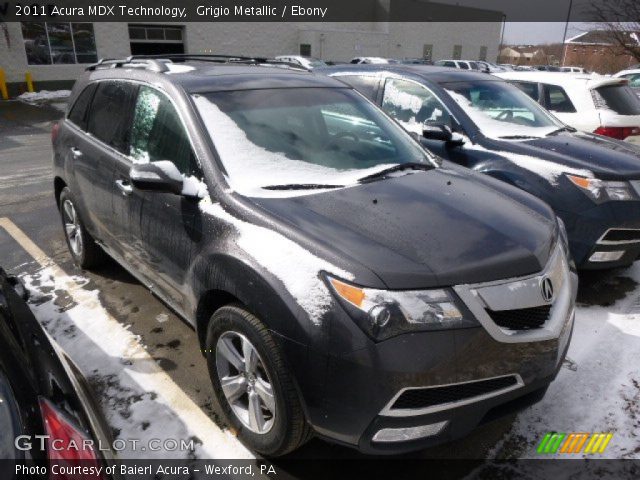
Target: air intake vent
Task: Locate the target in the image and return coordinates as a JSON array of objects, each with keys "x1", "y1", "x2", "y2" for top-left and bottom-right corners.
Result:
[
  {"x1": 486, "y1": 305, "x2": 551, "y2": 330},
  {"x1": 601, "y1": 229, "x2": 640, "y2": 243},
  {"x1": 391, "y1": 375, "x2": 519, "y2": 410}
]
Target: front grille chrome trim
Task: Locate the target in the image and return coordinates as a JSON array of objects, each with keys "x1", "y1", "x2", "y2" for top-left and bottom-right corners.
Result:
[
  {"x1": 454, "y1": 244, "x2": 577, "y2": 343},
  {"x1": 379, "y1": 374, "x2": 524, "y2": 417}
]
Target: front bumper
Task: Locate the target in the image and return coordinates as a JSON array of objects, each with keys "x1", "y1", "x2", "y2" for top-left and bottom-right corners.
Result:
[
  {"x1": 287, "y1": 248, "x2": 577, "y2": 454},
  {"x1": 561, "y1": 199, "x2": 640, "y2": 269}
]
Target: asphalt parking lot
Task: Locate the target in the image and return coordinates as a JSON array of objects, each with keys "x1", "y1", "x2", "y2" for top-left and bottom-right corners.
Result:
[{"x1": 1, "y1": 100, "x2": 638, "y2": 477}]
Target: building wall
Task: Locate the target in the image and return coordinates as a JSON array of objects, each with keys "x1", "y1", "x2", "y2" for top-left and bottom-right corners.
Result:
[
  {"x1": 563, "y1": 44, "x2": 637, "y2": 74},
  {"x1": 0, "y1": 22, "x2": 130, "y2": 93},
  {"x1": 1, "y1": 20, "x2": 501, "y2": 95}
]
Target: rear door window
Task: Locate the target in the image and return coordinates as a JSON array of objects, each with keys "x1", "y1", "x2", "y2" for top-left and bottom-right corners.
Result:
[
  {"x1": 130, "y1": 86, "x2": 199, "y2": 176},
  {"x1": 592, "y1": 85, "x2": 640, "y2": 115},
  {"x1": 457, "y1": 62, "x2": 470, "y2": 70},
  {"x1": 87, "y1": 81, "x2": 137, "y2": 152},
  {"x1": 512, "y1": 81, "x2": 540, "y2": 102},
  {"x1": 332, "y1": 75, "x2": 379, "y2": 102},
  {"x1": 67, "y1": 83, "x2": 97, "y2": 130},
  {"x1": 542, "y1": 84, "x2": 576, "y2": 113}
]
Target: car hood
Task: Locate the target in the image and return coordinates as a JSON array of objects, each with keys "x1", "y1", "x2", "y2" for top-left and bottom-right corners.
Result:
[
  {"x1": 253, "y1": 167, "x2": 556, "y2": 289},
  {"x1": 485, "y1": 132, "x2": 640, "y2": 180}
]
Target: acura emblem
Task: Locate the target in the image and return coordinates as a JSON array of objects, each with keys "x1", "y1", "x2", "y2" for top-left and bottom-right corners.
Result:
[{"x1": 540, "y1": 277, "x2": 554, "y2": 303}]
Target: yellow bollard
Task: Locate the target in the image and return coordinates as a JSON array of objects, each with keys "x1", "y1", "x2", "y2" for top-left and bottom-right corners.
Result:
[
  {"x1": 0, "y1": 68, "x2": 8, "y2": 100},
  {"x1": 25, "y1": 71, "x2": 34, "y2": 93}
]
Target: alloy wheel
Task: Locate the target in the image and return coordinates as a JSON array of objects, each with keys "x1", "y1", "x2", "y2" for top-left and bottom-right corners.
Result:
[
  {"x1": 62, "y1": 199, "x2": 83, "y2": 258},
  {"x1": 215, "y1": 331, "x2": 276, "y2": 434}
]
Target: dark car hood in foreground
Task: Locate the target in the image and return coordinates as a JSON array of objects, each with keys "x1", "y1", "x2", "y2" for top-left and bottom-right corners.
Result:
[
  {"x1": 486, "y1": 132, "x2": 640, "y2": 180},
  {"x1": 254, "y1": 168, "x2": 556, "y2": 289}
]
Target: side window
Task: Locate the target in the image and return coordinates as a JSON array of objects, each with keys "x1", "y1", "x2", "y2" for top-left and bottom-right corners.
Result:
[
  {"x1": 87, "y1": 82, "x2": 137, "y2": 152},
  {"x1": 67, "y1": 83, "x2": 97, "y2": 130},
  {"x1": 512, "y1": 81, "x2": 540, "y2": 102},
  {"x1": 457, "y1": 62, "x2": 470, "y2": 70},
  {"x1": 382, "y1": 78, "x2": 452, "y2": 134},
  {"x1": 442, "y1": 61, "x2": 456, "y2": 68},
  {"x1": 543, "y1": 84, "x2": 576, "y2": 113},
  {"x1": 333, "y1": 75, "x2": 379, "y2": 101},
  {"x1": 130, "y1": 86, "x2": 199, "y2": 176}
]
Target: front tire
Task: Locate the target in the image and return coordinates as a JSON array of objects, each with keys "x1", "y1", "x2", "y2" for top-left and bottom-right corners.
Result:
[
  {"x1": 205, "y1": 305, "x2": 311, "y2": 456},
  {"x1": 58, "y1": 187, "x2": 105, "y2": 269}
]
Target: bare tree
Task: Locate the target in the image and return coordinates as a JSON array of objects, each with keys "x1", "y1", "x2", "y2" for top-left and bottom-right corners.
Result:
[{"x1": 590, "y1": 1, "x2": 640, "y2": 62}]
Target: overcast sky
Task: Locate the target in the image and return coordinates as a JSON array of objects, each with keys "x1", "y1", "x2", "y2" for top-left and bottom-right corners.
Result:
[{"x1": 503, "y1": 22, "x2": 591, "y2": 45}]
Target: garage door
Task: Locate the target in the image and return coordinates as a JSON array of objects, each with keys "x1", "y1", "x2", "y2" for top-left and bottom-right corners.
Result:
[{"x1": 128, "y1": 25, "x2": 185, "y2": 55}]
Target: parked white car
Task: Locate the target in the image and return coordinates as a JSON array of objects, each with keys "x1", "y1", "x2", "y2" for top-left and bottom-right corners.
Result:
[
  {"x1": 560, "y1": 66, "x2": 588, "y2": 73},
  {"x1": 495, "y1": 71, "x2": 640, "y2": 144},
  {"x1": 274, "y1": 55, "x2": 327, "y2": 70},
  {"x1": 349, "y1": 57, "x2": 397, "y2": 64},
  {"x1": 613, "y1": 68, "x2": 640, "y2": 99},
  {"x1": 434, "y1": 59, "x2": 486, "y2": 72}
]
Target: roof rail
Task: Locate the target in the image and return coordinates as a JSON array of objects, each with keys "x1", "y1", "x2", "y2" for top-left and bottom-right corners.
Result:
[
  {"x1": 86, "y1": 54, "x2": 310, "y2": 73},
  {"x1": 86, "y1": 57, "x2": 169, "y2": 73}
]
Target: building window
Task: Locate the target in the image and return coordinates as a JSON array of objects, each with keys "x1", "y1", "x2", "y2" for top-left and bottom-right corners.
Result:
[
  {"x1": 479, "y1": 46, "x2": 488, "y2": 61},
  {"x1": 21, "y1": 22, "x2": 97, "y2": 65},
  {"x1": 299, "y1": 44, "x2": 312, "y2": 56},
  {"x1": 422, "y1": 44, "x2": 433, "y2": 60},
  {"x1": 128, "y1": 25, "x2": 185, "y2": 55},
  {"x1": 453, "y1": 45, "x2": 462, "y2": 60}
]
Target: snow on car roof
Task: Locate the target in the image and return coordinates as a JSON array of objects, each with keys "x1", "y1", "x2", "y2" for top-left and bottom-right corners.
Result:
[{"x1": 494, "y1": 71, "x2": 628, "y2": 89}]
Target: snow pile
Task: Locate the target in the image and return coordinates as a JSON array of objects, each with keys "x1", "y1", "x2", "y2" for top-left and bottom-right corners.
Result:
[
  {"x1": 21, "y1": 267, "x2": 252, "y2": 460},
  {"x1": 486, "y1": 262, "x2": 640, "y2": 463},
  {"x1": 193, "y1": 95, "x2": 397, "y2": 197},
  {"x1": 199, "y1": 198, "x2": 353, "y2": 324},
  {"x1": 18, "y1": 90, "x2": 71, "y2": 103}
]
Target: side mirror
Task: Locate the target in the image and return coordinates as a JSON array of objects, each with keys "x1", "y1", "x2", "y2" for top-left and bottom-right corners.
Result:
[
  {"x1": 129, "y1": 161, "x2": 184, "y2": 196},
  {"x1": 422, "y1": 124, "x2": 465, "y2": 145}
]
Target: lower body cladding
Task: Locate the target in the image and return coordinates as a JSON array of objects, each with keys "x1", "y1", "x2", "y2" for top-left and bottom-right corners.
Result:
[
  {"x1": 562, "y1": 199, "x2": 640, "y2": 269},
  {"x1": 280, "y1": 249, "x2": 577, "y2": 454}
]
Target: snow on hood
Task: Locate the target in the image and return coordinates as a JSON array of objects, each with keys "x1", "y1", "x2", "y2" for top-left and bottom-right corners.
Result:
[
  {"x1": 192, "y1": 95, "x2": 397, "y2": 198},
  {"x1": 445, "y1": 89, "x2": 559, "y2": 140},
  {"x1": 462, "y1": 139, "x2": 593, "y2": 185},
  {"x1": 198, "y1": 197, "x2": 353, "y2": 325}
]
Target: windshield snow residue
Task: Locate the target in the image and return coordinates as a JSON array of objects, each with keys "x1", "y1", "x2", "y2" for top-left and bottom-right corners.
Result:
[
  {"x1": 192, "y1": 88, "x2": 431, "y2": 197},
  {"x1": 445, "y1": 88, "x2": 559, "y2": 140}
]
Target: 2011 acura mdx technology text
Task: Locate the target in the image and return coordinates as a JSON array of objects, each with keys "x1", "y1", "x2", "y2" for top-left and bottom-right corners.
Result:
[
  {"x1": 319, "y1": 65, "x2": 640, "y2": 269},
  {"x1": 52, "y1": 55, "x2": 576, "y2": 456}
]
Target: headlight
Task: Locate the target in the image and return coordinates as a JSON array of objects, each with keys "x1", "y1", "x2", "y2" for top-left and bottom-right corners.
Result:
[
  {"x1": 326, "y1": 275, "x2": 477, "y2": 341},
  {"x1": 567, "y1": 175, "x2": 638, "y2": 203}
]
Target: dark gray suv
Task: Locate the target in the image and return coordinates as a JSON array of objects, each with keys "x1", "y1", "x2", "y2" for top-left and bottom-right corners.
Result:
[{"x1": 52, "y1": 55, "x2": 576, "y2": 456}]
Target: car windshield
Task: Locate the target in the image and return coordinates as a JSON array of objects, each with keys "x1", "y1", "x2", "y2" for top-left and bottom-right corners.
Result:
[
  {"x1": 193, "y1": 88, "x2": 434, "y2": 196},
  {"x1": 442, "y1": 80, "x2": 562, "y2": 139}
]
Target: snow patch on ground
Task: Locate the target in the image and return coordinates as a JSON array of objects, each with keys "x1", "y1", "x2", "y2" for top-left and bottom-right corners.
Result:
[
  {"x1": 18, "y1": 90, "x2": 71, "y2": 103},
  {"x1": 487, "y1": 262, "x2": 640, "y2": 463},
  {"x1": 21, "y1": 267, "x2": 251, "y2": 460},
  {"x1": 199, "y1": 198, "x2": 353, "y2": 324}
]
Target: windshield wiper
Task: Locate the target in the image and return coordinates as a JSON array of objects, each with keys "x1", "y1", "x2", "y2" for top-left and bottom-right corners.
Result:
[
  {"x1": 357, "y1": 162, "x2": 434, "y2": 183},
  {"x1": 498, "y1": 135, "x2": 541, "y2": 139},
  {"x1": 546, "y1": 126, "x2": 576, "y2": 136},
  {"x1": 262, "y1": 183, "x2": 345, "y2": 191}
]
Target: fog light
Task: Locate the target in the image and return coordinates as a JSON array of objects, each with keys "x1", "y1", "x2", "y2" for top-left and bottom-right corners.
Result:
[
  {"x1": 589, "y1": 251, "x2": 625, "y2": 263},
  {"x1": 372, "y1": 421, "x2": 448, "y2": 443}
]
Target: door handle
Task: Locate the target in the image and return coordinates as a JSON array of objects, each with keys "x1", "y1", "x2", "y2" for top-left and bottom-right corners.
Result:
[
  {"x1": 115, "y1": 179, "x2": 133, "y2": 196},
  {"x1": 70, "y1": 147, "x2": 83, "y2": 157}
]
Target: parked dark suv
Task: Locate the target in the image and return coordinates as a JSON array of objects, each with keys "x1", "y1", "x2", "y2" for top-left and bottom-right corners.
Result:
[
  {"x1": 319, "y1": 64, "x2": 640, "y2": 269},
  {"x1": 53, "y1": 55, "x2": 576, "y2": 456}
]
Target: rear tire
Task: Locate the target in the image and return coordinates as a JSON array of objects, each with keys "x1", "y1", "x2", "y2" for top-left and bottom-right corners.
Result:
[
  {"x1": 59, "y1": 187, "x2": 106, "y2": 269},
  {"x1": 205, "y1": 305, "x2": 312, "y2": 456}
]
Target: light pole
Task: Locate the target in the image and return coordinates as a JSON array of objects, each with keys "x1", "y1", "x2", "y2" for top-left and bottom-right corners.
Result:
[{"x1": 561, "y1": 0, "x2": 574, "y2": 66}]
